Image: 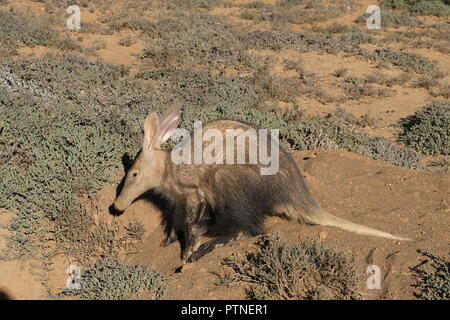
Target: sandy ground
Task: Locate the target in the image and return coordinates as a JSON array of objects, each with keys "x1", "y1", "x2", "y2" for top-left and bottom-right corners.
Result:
[{"x1": 1, "y1": 150, "x2": 448, "y2": 299}]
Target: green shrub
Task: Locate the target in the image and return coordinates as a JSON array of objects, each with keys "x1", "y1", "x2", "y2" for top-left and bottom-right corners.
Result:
[
  {"x1": 167, "y1": 0, "x2": 223, "y2": 9},
  {"x1": 355, "y1": 10, "x2": 425, "y2": 27},
  {"x1": 286, "y1": 114, "x2": 424, "y2": 169},
  {"x1": 381, "y1": 11, "x2": 425, "y2": 26},
  {"x1": 0, "y1": 54, "x2": 157, "y2": 262},
  {"x1": 240, "y1": 29, "x2": 371, "y2": 54},
  {"x1": 137, "y1": 68, "x2": 260, "y2": 126},
  {"x1": 398, "y1": 101, "x2": 450, "y2": 155},
  {"x1": 125, "y1": 221, "x2": 146, "y2": 240},
  {"x1": 64, "y1": 258, "x2": 167, "y2": 300},
  {"x1": 382, "y1": 0, "x2": 450, "y2": 16},
  {"x1": 342, "y1": 76, "x2": 393, "y2": 99},
  {"x1": 412, "y1": 250, "x2": 450, "y2": 300},
  {"x1": 373, "y1": 49, "x2": 439, "y2": 74},
  {"x1": 428, "y1": 156, "x2": 450, "y2": 173},
  {"x1": 240, "y1": 1, "x2": 270, "y2": 9},
  {"x1": 0, "y1": 9, "x2": 79, "y2": 54},
  {"x1": 141, "y1": 11, "x2": 254, "y2": 71},
  {"x1": 0, "y1": 53, "x2": 166, "y2": 295},
  {"x1": 219, "y1": 234, "x2": 361, "y2": 300},
  {"x1": 239, "y1": 0, "x2": 356, "y2": 25}
]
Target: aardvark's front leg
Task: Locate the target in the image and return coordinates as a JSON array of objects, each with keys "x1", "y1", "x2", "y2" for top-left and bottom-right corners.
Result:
[{"x1": 179, "y1": 191, "x2": 207, "y2": 265}]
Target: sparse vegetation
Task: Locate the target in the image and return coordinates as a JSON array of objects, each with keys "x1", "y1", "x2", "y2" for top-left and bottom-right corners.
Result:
[
  {"x1": 355, "y1": 10, "x2": 425, "y2": 27},
  {"x1": 167, "y1": 0, "x2": 223, "y2": 10},
  {"x1": 0, "y1": 48, "x2": 425, "y2": 270},
  {"x1": 413, "y1": 75, "x2": 440, "y2": 90},
  {"x1": 431, "y1": 84, "x2": 450, "y2": 99},
  {"x1": 342, "y1": 76, "x2": 393, "y2": 99},
  {"x1": 0, "y1": 9, "x2": 79, "y2": 55},
  {"x1": 218, "y1": 234, "x2": 361, "y2": 300},
  {"x1": 0, "y1": 54, "x2": 162, "y2": 292},
  {"x1": 118, "y1": 35, "x2": 137, "y2": 47},
  {"x1": 0, "y1": 0, "x2": 448, "y2": 300},
  {"x1": 365, "y1": 71, "x2": 410, "y2": 87},
  {"x1": 398, "y1": 101, "x2": 450, "y2": 155},
  {"x1": 333, "y1": 67, "x2": 348, "y2": 78},
  {"x1": 64, "y1": 258, "x2": 167, "y2": 300},
  {"x1": 412, "y1": 250, "x2": 450, "y2": 300},
  {"x1": 239, "y1": 0, "x2": 357, "y2": 26},
  {"x1": 240, "y1": 1, "x2": 269, "y2": 9},
  {"x1": 285, "y1": 113, "x2": 423, "y2": 169},
  {"x1": 125, "y1": 221, "x2": 146, "y2": 241},
  {"x1": 381, "y1": 0, "x2": 450, "y2": 16},
  {"x1": 140, "y1": 11, "x2": 255, "y2": 72},
  {"x1": 333, "y1": 107, "x2": 376, "y2": 128},
  {"x1": 381, "y1": 10, "x2": 425, "y2": 27},
  {"x1": 373, "y1": 49, "x2": 439, "y2": 74},
  {"x1": 241, "y1": 29, "x2": 373, "y2": 54},
  {"x1": 428, "y1": 156, "x2": 450, "y2": 173}
]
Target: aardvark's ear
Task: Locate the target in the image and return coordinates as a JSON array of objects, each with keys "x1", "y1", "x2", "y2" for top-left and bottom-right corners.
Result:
[
  {"x1": 143, "y1": 112, "x2": 160, "y2": 152},
  {"x1": 154, "y1": 106, "x2": 181, "y2": 148}
]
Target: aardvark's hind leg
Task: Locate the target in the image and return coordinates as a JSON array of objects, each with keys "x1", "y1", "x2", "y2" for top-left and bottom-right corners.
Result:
[
  {"x1": 160, "y1": 228, "x2": 177, "y2": 247},
  {"x1": 180, "y1": 191, "x2": 208, "y2": 264}
]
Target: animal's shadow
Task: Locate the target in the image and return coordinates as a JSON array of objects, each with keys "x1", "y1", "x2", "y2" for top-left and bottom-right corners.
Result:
[{"x1": 0, "y1": 290, "x2": 11, "y2": 300}]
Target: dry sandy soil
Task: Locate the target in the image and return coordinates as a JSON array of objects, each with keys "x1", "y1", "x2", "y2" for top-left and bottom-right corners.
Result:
[
  {"x1": 1, "y1": 150, "x2": 448, "y2": 299},
  {"x1": 0, "y1": 0, "x2": 449, "y2": 300}
]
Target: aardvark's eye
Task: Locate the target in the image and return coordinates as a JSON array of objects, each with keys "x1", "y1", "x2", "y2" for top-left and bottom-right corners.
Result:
[{"x1": 132, "y1": 172, "x2": 138, "y2": 177}]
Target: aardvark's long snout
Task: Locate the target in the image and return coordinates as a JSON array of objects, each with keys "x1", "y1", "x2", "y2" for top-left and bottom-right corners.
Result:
[{"x1": 113, "y1": 196, "x2": 131, "y2": 213}]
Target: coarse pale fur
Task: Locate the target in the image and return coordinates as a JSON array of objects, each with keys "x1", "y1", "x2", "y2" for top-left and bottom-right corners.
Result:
[{"x1": 113, "y1": 108, "x2": 410, "y2": 264}]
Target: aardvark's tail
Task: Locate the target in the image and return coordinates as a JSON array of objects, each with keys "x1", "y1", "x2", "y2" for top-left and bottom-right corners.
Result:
[{"x1": 304, "y1": 207, "x2": 411, "y2": 241}]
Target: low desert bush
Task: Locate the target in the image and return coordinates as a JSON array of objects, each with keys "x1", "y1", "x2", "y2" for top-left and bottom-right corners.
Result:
[
  {"x1": 141, "y1": 11, "x2": 255, "y2": 71},
  {"x1": 64, "y1": 258, "x2": 167, "y2": 300},
  {"x1": 398, "y1": 101, "x2": 450, "y2": 155},
  {"x1": 219, "y1": 234, "x2": 361, "y2": 300},
  {"x1": 0, "y1": 9, "x2": 79, "y2": 54},
  {"x1": 372, "y1": 49, "x2": 439, "y2": 74},
  {"x1": 365, "y1": 71, "x2": 410, "y2": 87},
  {"x1": 240, "y1": 1, "x2": 270, "y2": 9},
  {"x1": 240, "y1": 0, "x2": 356, "y2": 25},
  {"x1": 381, "y1": 0, "x2": 450, "y2": 16},
  {"x1": 428, "y1": 156, "x2": 450, "y2": 173},
  {"x1": 166, "y1": 0, "x2": 223, "y2": 9},
  {"x1": 342, "y1": 76, "x2": 394, "y2": 99},
  {"x1": 355, "y1": 10, "x2": 425, "y2": 27},
  {"x1": 285, "y1": 113, "x2": 423, "y2": 169},
  {"x1": 413, "y1": 75, "x2": 440, "y2": 89},
  {"x1": 381, "y1": 10, "x2": 425, "y2": 26},
  {"x1": 0, "y1": 54, "x2": 164, "y2": 294},
  {"x1": 240, "y1": 29, "x2": 372, "y2": 54},
  {"x1": 412, "y1": 250, "x2": 450, "y2": 300}
]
